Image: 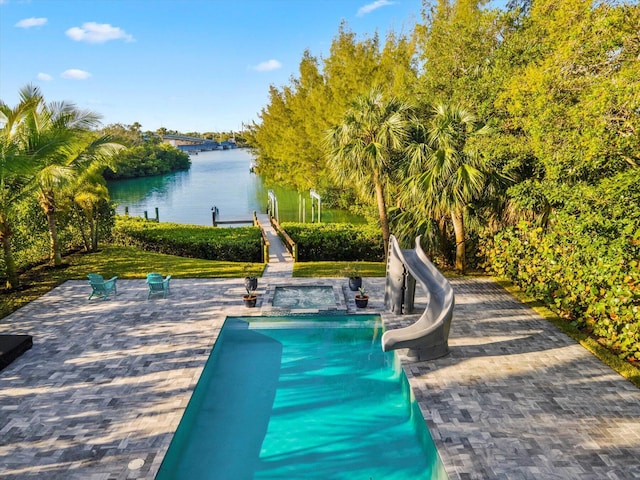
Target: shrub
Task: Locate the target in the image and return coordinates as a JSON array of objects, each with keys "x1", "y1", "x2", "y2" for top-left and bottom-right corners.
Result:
[
  {"x1": 113, "y1": 216, "x2": 262, "y2": 262},
  {"x1": 480, "y1": 170, "x2": 640, "y2": 361},
  {"x1": 281, "y1": 223, "x2": 384, "y2": 261}
]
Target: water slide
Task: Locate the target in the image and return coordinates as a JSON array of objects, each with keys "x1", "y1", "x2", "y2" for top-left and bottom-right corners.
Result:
[{"x1": 382, "y1": 235, "x2": 455, "y2": 361}]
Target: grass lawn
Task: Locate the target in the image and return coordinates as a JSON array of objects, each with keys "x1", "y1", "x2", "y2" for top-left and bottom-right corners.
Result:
[
  {"x1": 293, "y1": 261, "x2": 386, "y2": 277},
  {"x1": 0, "y1": 245, "x2": 265, "y2": 320}
]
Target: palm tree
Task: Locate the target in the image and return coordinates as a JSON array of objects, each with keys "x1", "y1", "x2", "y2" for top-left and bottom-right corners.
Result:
[
  {"x1": 35, "y1": 131, "x2": 122, "y2": 266},
  {"x1": 19, "y1": 90, "x2": 122, "y2": 266},
  {"x1": 325, "y1": 90, "x2": 412, "y2": 256},
  {"x1": 66, "y1": 165, "x2": 114, "y2": 252},
  {"x1": 403, "y1": 103, "x2": 491, "y2": 272},
  {"x1": 0, "y1": 85, "x2": 49, "y2": 288},
  {"x1": 1, "y1": 85, "x2": 121, "y2": 274}
]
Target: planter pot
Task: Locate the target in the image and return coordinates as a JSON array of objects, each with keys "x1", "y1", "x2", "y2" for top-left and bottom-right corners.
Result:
[
  {"x1": 348, "y1": 277, "x2": 362, "y2": 292},
  {"x1": 355, "y1": 295, "x2": 369, "y2": 308},
  {"x1": 243, "y1": 295, "x2": 257, "y2": 308},
  {"x1": 244, "y1": 276, "x2": 258, "y2": 292}
]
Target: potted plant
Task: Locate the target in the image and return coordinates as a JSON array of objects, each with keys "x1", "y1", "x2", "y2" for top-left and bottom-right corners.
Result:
[
  {"x1": 243, "y1": 284, "x2": 257, "y2": 308},
  {"x1": 355, "y1": 287, "x2": 368, "y2": 308},
  {"x1": 243, "y1": 265, "x2": 258, "y2": 292},
  {"x1": 343, "y1": 263, "x2": 362, "y2": 291}
]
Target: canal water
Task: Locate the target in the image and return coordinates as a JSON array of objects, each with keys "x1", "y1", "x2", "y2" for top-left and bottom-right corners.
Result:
[{"x1": 107, "y1": 149, "x2": 363, "y2": 226}]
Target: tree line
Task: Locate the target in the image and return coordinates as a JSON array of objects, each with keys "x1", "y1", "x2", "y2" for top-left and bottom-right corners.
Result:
[
  {"x1": 248, "y1": 0, "x2": 639, "y2": 269},
  {"x1": 248, "y1": 0, "x2": 639, "y2": 361}
]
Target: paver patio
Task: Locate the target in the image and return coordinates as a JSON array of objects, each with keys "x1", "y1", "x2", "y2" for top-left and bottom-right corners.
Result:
[{"x1": 1, "y1": 276, "x2": 639, "y2": 479}]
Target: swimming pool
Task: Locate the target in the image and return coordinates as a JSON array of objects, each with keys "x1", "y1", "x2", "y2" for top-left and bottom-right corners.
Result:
[{"x1": 156, "y1": 315, "x2": 448, "y2": 479}]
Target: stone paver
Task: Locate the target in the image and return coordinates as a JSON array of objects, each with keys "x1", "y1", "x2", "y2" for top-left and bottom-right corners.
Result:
[
  {"x1": 0, "y1": 276, "x2": 639, "y2": 479},
  {"x1": 394, "y1": 278, "x2": 640, "y2": 480}
]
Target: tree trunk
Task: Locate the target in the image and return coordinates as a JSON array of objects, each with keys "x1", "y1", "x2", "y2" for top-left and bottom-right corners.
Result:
[
  {"x1": 374, "y1": 177, "x2": 390, "y2": 258},
  {"x1": 76, "y1": 209, "x2": 91, "y2": 251},
  {"x1": 438, "y1": 215, "x2": 453, "y2": 266},
  {"x1": 451, "y1": 207, "x2": 466, "y2": 273},
  {"x1": 90, "y1": 213, "x2": 99, "y2": 251},
  {"x1": 0, "y1": 220, "x2": 19, "y2": 289},
  {"x1": 42, "y1": 191, "x2": 62, "y2": 266},
  {"x1": 47, "y1": 210, "x2": 62, "y2": 266}
]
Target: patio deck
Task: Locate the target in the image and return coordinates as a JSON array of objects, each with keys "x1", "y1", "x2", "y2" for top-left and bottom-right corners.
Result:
[{"x1": 1, "y1": 277, "x2": 639, "y2": 479}]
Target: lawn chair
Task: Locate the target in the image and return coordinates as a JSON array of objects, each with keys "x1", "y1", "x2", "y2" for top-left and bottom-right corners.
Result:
[
  {"x1": 87, "y1": 274, "x2": 118, "y2": 300},
  {"x1": 147, "y1": 273, "x2": 171, "y2": 299}
]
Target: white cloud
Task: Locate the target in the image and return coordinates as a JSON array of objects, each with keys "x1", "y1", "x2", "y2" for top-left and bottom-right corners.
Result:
[
  {"x1": 357, "y1": 0, "x2": 394, "y2": 17},
  {"x1": 37, "y1": 72, "x2": 53, "y2": 81},
  {"x1": 65, "y1": 22, "x2": 134, "y2": 44},
  {"x1": 61, "y1": 69, "x2": 91, "y2": 80},
  {"x1": 15, "y1": 17, "x2": 48, "y2": 28},
  {"x1": 252, "y1": 59, "x2": 282, "y2": 72}
]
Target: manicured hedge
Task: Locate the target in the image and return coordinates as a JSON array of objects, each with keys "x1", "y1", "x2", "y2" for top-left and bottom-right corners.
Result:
[
  {"x1": 281, "y1": 222, "x2": 384, "y2": 262},
  {"x1": 113, "y1": 216, "x2": 262, "y2": 262},
  {"x1": 480, "y1": 170, "x2": 640, "y2": 362}
]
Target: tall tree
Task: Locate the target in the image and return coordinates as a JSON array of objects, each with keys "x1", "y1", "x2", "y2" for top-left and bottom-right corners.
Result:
[
  {"x1": 0, "y1": 86, "x2": 43, "y2": 288},
  {"x1": 248, "y1": 85, "x2": 296, "y2": 186},
  {"x1": 325, "y1": 90, "x2": 412, "y2": 256},
  {"x1": 416, "y1": 0, "x2": 502, "y2": 114},
  {"x1": 323, "y1": 23, "x2": 383, "y2": 123},
  {"x1": 249, "y1": 22, "x2": 418, "y2": 208},
  {"x1": 378, "y1": 31, "x2": 419, "y2": 101},
  {"x1": 25, "y1": 98, "x2": 121, "y2": 266},
  {"x1": 497, "y1": 0, "x2": 640, "y2": 185},
  {"x1": 403, "y1": 103, "x2": 491, "y2": 272}
]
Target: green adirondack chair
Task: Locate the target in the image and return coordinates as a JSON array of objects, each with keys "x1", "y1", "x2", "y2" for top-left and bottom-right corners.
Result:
[
  {"x1": 147, "y1": 273, "x2": 171, "y2": 299},
  {"x1": 87, "y1": 274, "x2": 118, "y2": 300}
]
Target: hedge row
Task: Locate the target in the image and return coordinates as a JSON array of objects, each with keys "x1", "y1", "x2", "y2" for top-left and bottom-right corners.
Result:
[
  {"x1": 480, "y1": 171, "x2": 640, "y2": 362},
  {"x1": 113, "y1": 216, "x2": 262, "y2": 262},
  {"x1": 281, "y1": 222, "x2": 384, "y2": 262}
]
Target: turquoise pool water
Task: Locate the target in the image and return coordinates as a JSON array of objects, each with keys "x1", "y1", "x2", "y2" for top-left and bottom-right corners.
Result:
[{"x1": 156, "y1": 315, "x2": 448, "y2": 480}]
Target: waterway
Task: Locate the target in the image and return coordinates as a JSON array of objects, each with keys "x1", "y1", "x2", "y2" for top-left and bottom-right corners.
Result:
[{"x1": 107, "y1": 149, "x2": 364, "y2": 226}]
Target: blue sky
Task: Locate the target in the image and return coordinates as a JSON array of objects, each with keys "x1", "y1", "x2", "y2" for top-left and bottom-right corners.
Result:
[{"x1": 1, "y1": 0, "x2": 507, "y2": 133}]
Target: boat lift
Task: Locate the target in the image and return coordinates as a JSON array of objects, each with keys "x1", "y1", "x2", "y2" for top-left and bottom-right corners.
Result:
[
  {"x1": 268, "y1": 189, "x2": 320, "y2": 223},
  {"x1": 267, "y1": 190, "x2": 279, "y2": 223},
  {"x1": 310, "y1": 189, "x2": 321, "y2": 223}
]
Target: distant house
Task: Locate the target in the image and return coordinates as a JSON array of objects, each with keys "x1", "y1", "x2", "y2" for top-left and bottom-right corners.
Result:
[{"x1": 162, "y1": 134, "x2": 219, "y2": 153}]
